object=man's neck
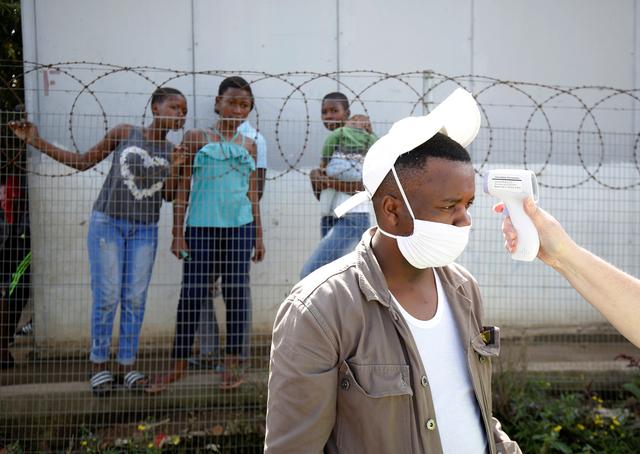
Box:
[371,229,438,320]
[371,229,434,286]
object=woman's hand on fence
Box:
[9,120,39,145]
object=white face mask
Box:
[378,167,471,269]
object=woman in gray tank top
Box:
[9,87,188,396]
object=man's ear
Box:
[150,102,159,116]
[379,194,402,227]
[377,189,415,236]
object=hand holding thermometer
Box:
[483,169,540,261]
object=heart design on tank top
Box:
[119,146,170,200]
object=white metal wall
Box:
[18,0,640,349]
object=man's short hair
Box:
[396,132,470,171]
[374,132,471,200]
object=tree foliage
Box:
[0,0,22,111]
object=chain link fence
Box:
[0,64,639,451]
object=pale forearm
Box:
[501,199,640,347]
[553,243,640,346]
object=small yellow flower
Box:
[576,423,585,431]
[612,417,621,427]
[148,443,154,448]
[81,440,88,446]
[138,424,147,431]
[594,414,603,426]
[171,435,181,445]
[553,425,562,433]
[609,424,615,430]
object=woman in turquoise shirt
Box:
[149,77,264,392]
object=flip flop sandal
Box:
[15,321,33,336]
[11,321,33,346]
[90,370,114,397]
[122,370,148,391]
[144,372,180,394]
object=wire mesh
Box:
[0,64,639,451]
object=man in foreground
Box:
[265,89,521,453]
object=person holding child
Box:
[301,93,376,278]
[9,87,188,395]
[147,76,264,392]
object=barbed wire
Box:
[0,61,638,189]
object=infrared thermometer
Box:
[483,169,540,261]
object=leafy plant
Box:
[0,0,22,111]
[493,373,640,453]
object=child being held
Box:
[319,114,377,215]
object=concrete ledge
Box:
[2,334,638,447]
[1,371,267,419]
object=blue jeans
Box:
[300,212,370,279]
[321,215,338,238]
[87,210,158,365]
[197,220,257,361]
[197,285,253,361]
[172,224,254,359]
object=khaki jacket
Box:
[265,229,521,454]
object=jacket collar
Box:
[355,227,470,306]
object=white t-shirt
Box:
[393,272,487,453]
[238,121,267,169]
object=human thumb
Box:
[523,197,537,216]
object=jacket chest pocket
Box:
[335,361,413,454]
[470,326,501,411]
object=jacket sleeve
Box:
[492,417,522,454]
[264,296,339,454]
